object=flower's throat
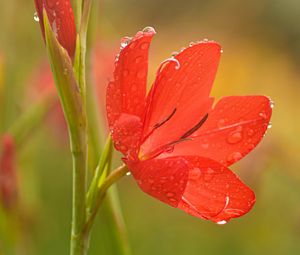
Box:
[140,112,209,160]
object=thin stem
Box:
[84,164,129,235]
[70,130,88,255]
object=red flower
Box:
[106,27,272,223]
[0,135,18,210]
[34,0,76,58]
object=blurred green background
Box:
[1,0,300,254]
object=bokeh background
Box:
[1,0,300,254]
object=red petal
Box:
[127,156,255,223]
[34,0,76,58]
[107,29,155,156]
[178,156,255,223]
[111,114,143,159]
[166,96,272,166]
[126,157,189,207]
[140,42,221,158]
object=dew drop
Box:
[217,119,226,128]
[227,152,242,163]
[137,70,146,79]
[189,168,202,180]
[135,56,143,64]
[220,49,224,53]
[142,26,156,33]
[120,37,132,49]
[216,220,227,225]
[270,100,275,108]
[247,129,254,137]
[166,192,175,198]
[227,131,242,144]
[259,112,267,119]
[148,178,154,184]
[267,122,272,129]
[126,172,131,176]
[33,12,40,22]
[201,141,209,149]
[207,168,214,174]
[140,42,149,50]
[122,69,129,77]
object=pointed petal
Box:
[34,0,76,58]
[141,42,221,158]
[106,29,155,129]
[167,96,272,166]
[177,156,255,223]
[106,29,155,157]
[127,156,255,223]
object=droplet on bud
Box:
[216,220,227,225]
[33,12,40,22]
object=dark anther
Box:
[153,108,177,129]
[180,113,209,139]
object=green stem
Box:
[84,164,129,235]
[70,130,88,255]
[69,1,94,254]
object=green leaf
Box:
[86,136,113,214]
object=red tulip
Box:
[106,27,273,223]
[34,0,77,58]
[0,135,18,210]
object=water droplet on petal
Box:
[201,141,209,149]
[126,172,131,176]
[270,100,275,108]
[227,131,242,144]
[227,152,242,163]
[247,129,254,136]
[189,168,202,180]
[267,122,272,129]
[259,112,267,119]
[122,69,129,77]
[220,49,224,53]
[166,192,175,198]
[207,168,214,174]
[217,220,227,225]
[142,26,156,33]
[135,56,143,63]
[140,42,149,50]
[137,69,146,79]
[33,12,40,22]
[217,119,226,128]
[120,37,132,49]
[147,178,154,184]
